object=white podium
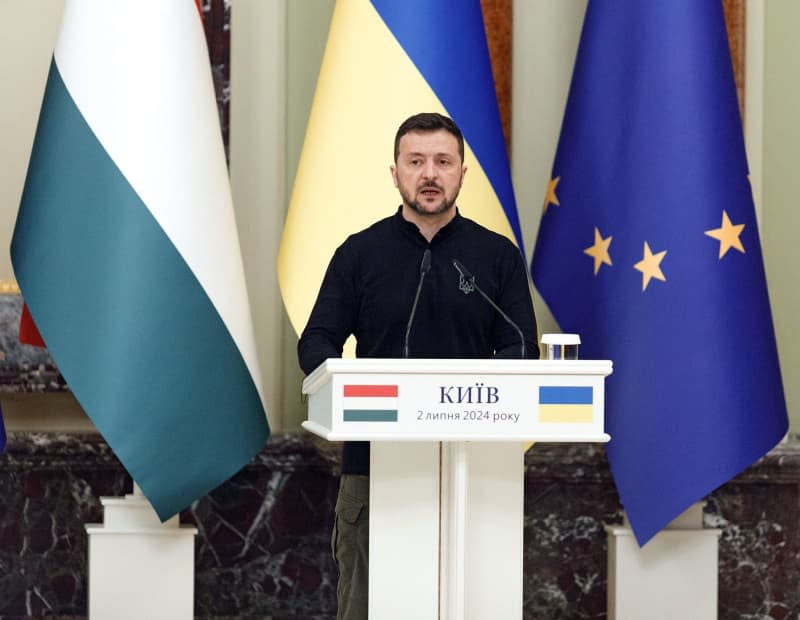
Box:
[302,358,612,620]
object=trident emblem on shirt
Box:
[458,273,475,295]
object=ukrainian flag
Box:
[278,0,523,337]
[538,386,593,424]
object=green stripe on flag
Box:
[343,409,398,422]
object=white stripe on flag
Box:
[53,1,264,407]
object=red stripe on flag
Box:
[343,385,398,398]
[19,303,46,348]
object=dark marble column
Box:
[0,431,798,619]
[523,443,622,618]
[0,434,126,617]
[0,432,340,620]
[524,439,800,619]
[198,0,230,160]
[711,440,800,619]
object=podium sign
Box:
[302,358,612,620]
[302,358,611,442]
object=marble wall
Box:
[0,430,797,619]
[199,0,231,161]
[0,295,62,394]
[0,432,338,620]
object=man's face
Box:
[391,129,466,217]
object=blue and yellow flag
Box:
[279,0,522,336]
[11,2,268,519]
[532,2,788,545]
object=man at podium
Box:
[298,112,538,619]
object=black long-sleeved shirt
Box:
[298,207,539,474]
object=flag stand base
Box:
[85,483,197,619]
[605,502,721,619]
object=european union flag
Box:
[531,1,788,545]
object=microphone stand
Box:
[452,259,526,359]
[403,249,432,358]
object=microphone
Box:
[451,258,526,359]
[403,249,432,358]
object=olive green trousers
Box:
[332,474,370,620]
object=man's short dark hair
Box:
[394,112,464,163]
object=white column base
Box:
[85,486,198,620]
[606,502,721,620]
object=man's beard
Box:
[400,180,461,216]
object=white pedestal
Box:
[85,488,198,620]
[605,503,721,620]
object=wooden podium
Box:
[302,358,612,620]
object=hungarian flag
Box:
[10,1,269,519]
